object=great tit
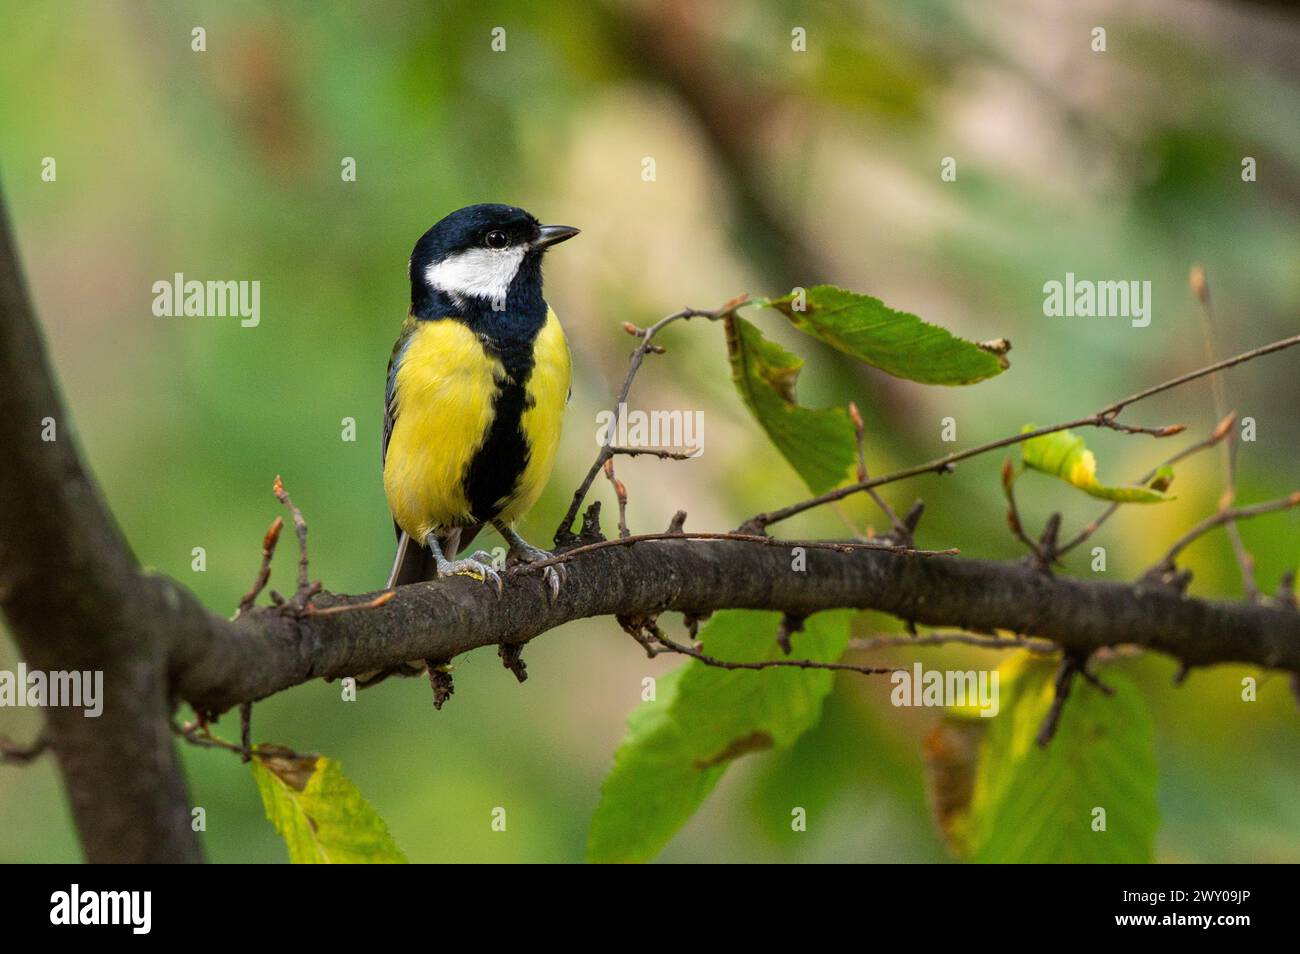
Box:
[381,204,577,605]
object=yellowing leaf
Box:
[251,746,407,864]
[964,654,1158,863]
[1020,427,1174,503]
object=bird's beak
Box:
[534,225,580,249]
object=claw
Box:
[492,523,568,601]
[436,552,503,595]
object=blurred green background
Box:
[2,0,1298,862]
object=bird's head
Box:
[409,203,578,315]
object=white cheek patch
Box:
[425,246,527,307]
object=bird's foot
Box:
[507,540,567,601]
[435,550,503,594]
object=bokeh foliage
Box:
[1,0,1298,862]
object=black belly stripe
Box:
[464,378,533,521]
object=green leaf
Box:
[966,654,1159,863]
[1020,427,1174,503]
[587,609,852,863]
[251,746,407,864]
[765,285,1008,385]
[724,314,857,493]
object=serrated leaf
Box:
[965,654,1158,863]
[587,609,852,863]
[765,285,1008,385]
[1020,427,1174,503]
[724,314,857,493]
[251,745,407,864]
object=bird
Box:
[366,204,577,684]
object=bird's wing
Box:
[382,314,418,471]
[383,315,419,540]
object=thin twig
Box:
[603,458,631,539]
[1192,266,1260,601]
[303,590,396,617]
[1036,656,1080,748]
[1001,457,1047,566]
[744,331,1300,532]
[848,401,911,543]
[555,296,747,545]
[237,516,284,615]
[273,475,311,602]
[1098,332,1300,418]
[609,446,698,460]
[1145,492,1300,578]
[849,632,1058,654]
[652,627,897,677]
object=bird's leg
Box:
[493,521,566,600]
[428,532,502,594]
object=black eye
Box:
[484,230,509,249]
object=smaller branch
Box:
[237,516,284,616]
[0,731,49,766]
[1001,458,1047,567]
[1036,651,1116,748]
[1145,492,1300,579]
[609,446,698,460]
[302,590,395,617]
[1192,266,1259,602]
[1098,332,1300,419]
[273,475,312,606]
[651,626,897,677]
[745,331,1300,533]
[1099,420,1185,438]
[850,632,1057,654]
[602,458,631,539]
[1036,655,1080,748]
[848,401,911,544]
[173,716,311,764]
[556,296,746,546]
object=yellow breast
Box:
[501,308,571,524]
[383,309,570,542]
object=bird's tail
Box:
[356,524,481,689]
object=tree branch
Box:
[0,188,203,862]
[169,534,1300,717]
[5,181,1300,865]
